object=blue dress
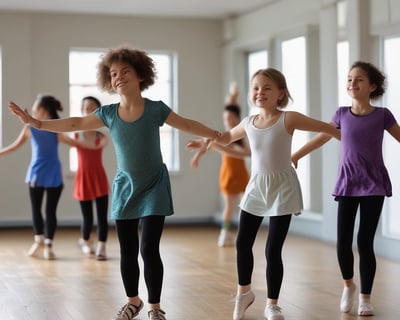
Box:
[25,127,63,187]
[95,98,174,220]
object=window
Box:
[68,49,177,171]
[382,36,400,239]
[247,50,268,115]
[247,50,268,81]
[337,41,350,106]
[281,36,310,210]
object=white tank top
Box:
[241,112,292,175]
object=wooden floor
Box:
[0,225,399,320]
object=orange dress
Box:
[219,154,249,195]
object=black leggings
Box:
[236,210,291,299]
[115,216,165,304]
[29,184,63,239]
[336,196,384,294]
[79,194,109,242]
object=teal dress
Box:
[95,99,174,220]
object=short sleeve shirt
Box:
[95,98,174,219]
[331,106,396,197]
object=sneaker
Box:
[233,290,255,320]
[78,238,94,256]
[112,301,143,320]
[264,304,284,320]
[340,284,356,313]
[96,241,107,261]
[218,229,235,247]
[148,309,166,320]
[43,244,56,260]
[358,302,374,316]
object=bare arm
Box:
[387,123,400,143]
[214,123,247,145]
[188,139,208,168]
[69,131,109,150]
[286,111,340,140]
[187,137,250,168]
[286,111,339,168]
[9,102,104,132]
[291,133,332,168]
[165,111,221,139]
[210,140,251,159]
[58,133,79,147]
[0,126,30,156]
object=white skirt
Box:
[239,167,303,217]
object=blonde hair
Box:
[251,68,292,108]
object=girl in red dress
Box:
[74,96,110,260]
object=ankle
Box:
[34,234,44,243]
[359,294,371,304]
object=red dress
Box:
[73,132,109,201]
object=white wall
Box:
[0,12,223,225]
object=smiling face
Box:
[347,67,377,100]
[110,61,142,95]
[250,74,284,109]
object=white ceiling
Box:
[0,0,280,19]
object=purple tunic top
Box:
[331,107,396,198]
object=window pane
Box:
[248,50,268,81]
[247,50,268,115]
[382,37,400,239]
[281,36,310,210]
[68,50,177,171]
[337,41,350,106]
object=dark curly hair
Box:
[350,61,386,99]
[97,45,156,93]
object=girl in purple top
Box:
[292,61,400,316]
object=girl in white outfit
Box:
[212,68,340,320]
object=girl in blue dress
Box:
[0,95,78,260]
[9,45,221,320]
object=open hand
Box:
[9,102,39,127]
[186,138,205,151]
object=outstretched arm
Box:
[211,140,251,159]
[165,111,221,139]
[286,111,339,168]
[291,133,332,168]
[0,126,30,156]
[9,101,104,132]
[214,123,247,146]
[286,111,340,140]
